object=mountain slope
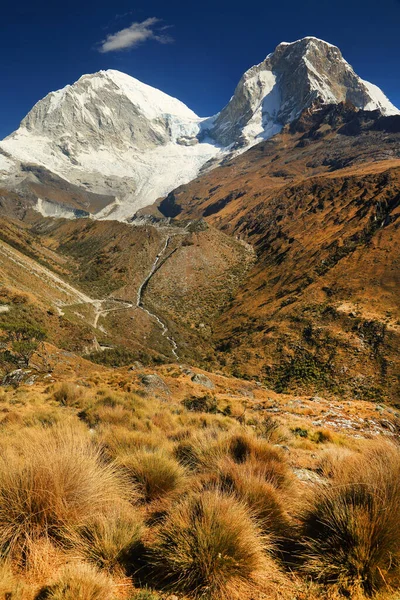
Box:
[0,38,398,221]
[0,214,252,364]
[155,104,400,402]
[1,102,400,401]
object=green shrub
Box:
[131,590,160,600]
[1,322,46,367]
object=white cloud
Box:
[99,17,173,53]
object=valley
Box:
[152,104,400,402]
[0,214,253,364]
[135,235,179,359]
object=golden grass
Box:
[152,489,271,599]
[0,560,26,598]
[0,376,397,600]
[117,449,187,503]
[53,382,84,407]
[38,562,115,600]
[97,427,166,459]
[225,432,294,490]
[23,537,68,589]
[174,428,227,470]
[210,457,293,537]
[300,442,400,595]
[316,446,356,478]
[0,425,131,561]
[74,506,143,572]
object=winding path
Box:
[92,299,134,329]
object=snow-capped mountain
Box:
[0,70,219,220]
[0,37,398,220]
[208,37,399,147]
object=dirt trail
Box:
[92,299,134,328]
[0,240,129,329]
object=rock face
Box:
[0,38,398,220]
[2,369,32,387]
[141,374,170,395]
[208,37,399,148]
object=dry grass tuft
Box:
[118,449,186,503]
[38,562,115,600]
[0,425,130,560]
[53,382,84,407]
[226,432,294,490]
[98,427,165,459]
[211,458,292,537]
[24,537,68,587]
[152,489,270,599]
[75,506,143,571]
[174,430,294,494]
[316,446,355,479]
[300,442,400,595]
[227,431,282,463]
[174,429,226,470]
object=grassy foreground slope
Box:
[0,342,398,599]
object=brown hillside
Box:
[155,105,400,402]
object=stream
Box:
[136,236,179,360]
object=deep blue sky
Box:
[0,0,399,139]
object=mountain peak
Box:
[276,36,339,50]
[208,36,399,147]
[1,66,219,220]
[21,68,199,130]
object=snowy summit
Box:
[0,37,398,220]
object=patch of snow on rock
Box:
[362,80,400,116]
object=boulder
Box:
[191,373,214,389]
[2,369,31,387]
[141,374,170,394]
